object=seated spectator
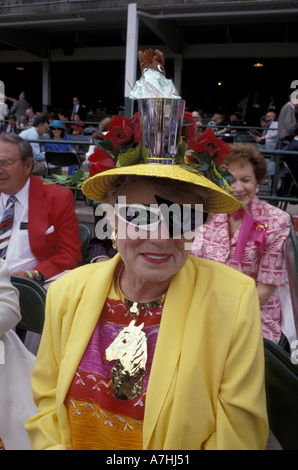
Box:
[44,120,75,152]
[58,110,72,135]
[0,133,82,286]
[19,115,49,177]
[26,155,268,450]
[207,113,223,133]
[191,111,202,133]
[192,142,291,345]
[0,114,18,133]
[25,107,35,126]
[0,258,37,450]
[221,112,242,142]
[252,111,279,149]
[71,113,84,135]
[19,114,30,129]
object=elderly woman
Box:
[26,134,268,450]
[192,142,291,345]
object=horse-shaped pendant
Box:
[105,320,147,401]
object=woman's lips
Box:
[141,253,171,264]
[234,193,248,200]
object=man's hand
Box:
[11,270,31,278]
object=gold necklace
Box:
[106,264,167,401]
[116,266,167,317]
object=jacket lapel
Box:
[143,258,196,448]
[56,256,120,410]
[28,176,49,258]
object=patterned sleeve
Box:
[256,211,291,287]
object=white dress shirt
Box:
[19,127,45,161]
[0,179,39,272]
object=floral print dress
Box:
[192,196,291,344]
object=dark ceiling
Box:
[0,1,297,113]
[0,1,297,57]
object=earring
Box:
[111,230,117,249]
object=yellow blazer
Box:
[26,254,268,450]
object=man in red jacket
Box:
[0,132,82,284]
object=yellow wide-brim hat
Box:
[82,163,239,214]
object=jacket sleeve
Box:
[25,281,72,450]
[34,188,82,279]
[0,259,21,337]
[204,280,268,449]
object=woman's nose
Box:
[232,180,243,192]
[151,219,171,242]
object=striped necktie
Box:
[0,195,17,259]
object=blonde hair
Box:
[211,113,222,122]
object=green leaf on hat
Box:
[118,145,144,167]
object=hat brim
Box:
[82,164,239,213]
[49,123,66,130]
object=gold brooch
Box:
[255,223,268,232]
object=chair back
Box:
[79,224,91,263]
[11,275,46,338]
[45,151,80,169]
[264,338,298,450]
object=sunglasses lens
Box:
[155,195,202,236]
[116,205,160,230]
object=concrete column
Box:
[124,3,139,117]
[42,60,51,112]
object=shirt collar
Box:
[2,177,30,207]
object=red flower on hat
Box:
[182,111,197,140]
[196,127,231,164]
[131,112,141,144]
[104,116,135,153]
[88,147,115,177]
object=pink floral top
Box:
[192,196,291,344]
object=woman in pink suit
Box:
[192,143,291,344]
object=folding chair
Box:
[45,151,81,177]
[79,224,92,264]
[11,275,46,342]
[264,338,298,450]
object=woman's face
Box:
[52,127,62,139]
[228,160,259,206]
[115,182,193,292]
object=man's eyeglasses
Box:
[115,195,204,237]
[0,158,21,168]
